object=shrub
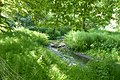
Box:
[45,28,61,40]
[65,30,120,52]
[79,49,120,80]
[0,28,81,80]
[1,28,120,80]
[80,58,116,80]
[65,30,96,51]
[32,26,71,40]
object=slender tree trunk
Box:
[0,0,4,23]
[82,17,87,31]
[0,0,4,32]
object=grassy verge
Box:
[64,30,120,80]
[1,28,120,80]
[0,27,82,80]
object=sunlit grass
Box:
[64,30,120,80]
[0,27,81,80]
[0,28,50,79]
[1,28,120,80]
[49,64,67,80]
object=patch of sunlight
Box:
[22,8,28,14]
[72,31,76,42]
[0,39,4,43]
[14,27,48,39]
[104,18,117,32]
[0,26,8,32]
[97,2,104,7]
[4,37,19,43]
[96,13,102,17]
[118,56,120,62]
[5,37,10,40]
[37,55,43,64]
[13,38,19,42]
[33,31,40,36]
[1,0,4,3]
[116,56,120,65]
[1,12,9,18]
[14,27,28,32]
[36,55,46,69]
[30,51,37,59]
[49,64,67,80]
[14,27,24,31]
[32,31,48,39]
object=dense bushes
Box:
[83,48,120,80]
[80,57,118,80]
[30,26,71,40]
[64,30,120,80]
[1,28,120,80]
[65,30,120,52]
[0,28,49,79]
[0,28,80,80]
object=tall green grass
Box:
[64,30,120,80]
[1,28,120,80]
[0,27,49,79]
[0,27,81,80]
[65,30,120,52]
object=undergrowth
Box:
[0,27,80,80]
[65,30,120,51]
[65,30,120,80]
[0,28,120,80]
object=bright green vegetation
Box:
[30,26,71,39]
[65,30,120,51]
[0,28,81,80]
[0,0,120,80]
[0,28,120,80]
[65,30,120,80]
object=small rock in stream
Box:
[49,43,58,48]
[58,42,65,48]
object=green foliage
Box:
[80,48,120,80]
[1,0,120,79]
[45,28,61,40]
[20,0,119,31]
[80,58,116,80]
[0,28,81,80]
[78,48,119,80]
[0,27,120,80]
[65,30,120,80]
[1,0,120,32]
[15,14,35,27]
[65,30,120,51]
[0,0,34,32]
[0,28,48,79]
[31,26,71,40]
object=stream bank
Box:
[47,40,92,66]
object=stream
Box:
[47,41,86,66]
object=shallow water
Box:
[47,45,85,66]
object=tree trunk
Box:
[82,17,87,31]
[0,0,4,23]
